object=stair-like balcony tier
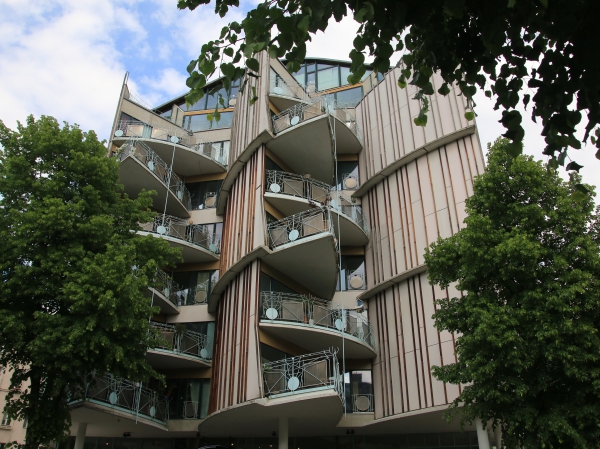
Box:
[265,170,369,243]
[260,292,376,358]
[114,120,228,176]
[69,374,168,426]
[269,73,311,111]
[267,98,363,185]
[115,140,192,218]
[139,214,220,263]
[262,349,343,400]
[265,208,338,299]
[148,322,211,369]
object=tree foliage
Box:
[0,116,180,448]
[424,138,600,448]
[178,0,600,194]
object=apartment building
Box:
[0,52,494,449]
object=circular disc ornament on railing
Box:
[148,161,155,171]
[349,275,364,289]
[288,229,299,241]
[163,287,170,297]
[157,225,167,235]
[209,243,218,253]
[355,395,371,412]
[290,116,300,126]
[177,190,183,200]
[149,405,156,417]
[170,136,179,144]
[273,86,283,95]
[327,105,335,114]
[114,129,124,137]
[335,318,345,331]
[287,376,300,391]
[344,177,358,189]
[200,348,209,359]
[109,392,118,405]
[270,183,281,193]
[266,308,279,320]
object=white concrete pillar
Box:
[494,426,502,449]
[475,418,490,449]
[74,423,87,449]
[278,417,289,449]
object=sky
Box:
[0,0,598,192]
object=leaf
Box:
[596,149,600,160]
[465,111,475,121]
[221,63,235,79]
[414,109,428,127]
[186,59,197,75]
[485,90,492,98]
[199,58,215,76]
[224,47,234,57]
[298,15,310,33]
[246,57,260,72]
[438,83,451,96]
[398,77,407,89]
[444,0,465,18]
[566,161,583,172]
[207,113,214,122]
[505,142,523,158]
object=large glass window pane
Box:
[335,86,364,107]
[335,160,359,191]
[306,63,316,91]
[213,111,233,129]
[344,370,373,413]
[187,180,222,210]
[292,64,306,87]
[260,272,296,294]
[172,270,219,305]
[186,114,211,132]
[317,64,340,91]
[340,66,351,86]
[260,343,289,364]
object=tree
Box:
[424,138,600,448]
[0,116,180,448]
[177,0,599,195]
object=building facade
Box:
[0,53,493,449]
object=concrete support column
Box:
[494,426,502,449]
[475,418,490,449]
[74,423,87,449]
[278,417,289,449]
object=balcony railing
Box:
[115,120,228,167]
[350,393,374,413]
[115,141,192,210]
[262,349,343,399]
[151,270,181,308]
[69,374,168,424]
[261,292,375,349]
[271,97,362,144]
[269,74,310,102]
[266,171,369,237]
[267,207,335,249]
[149,322,211,361]
[140,214,221,255]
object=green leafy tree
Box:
[0,116,180,448]
[424,138,600,448]
[178,0,599,194]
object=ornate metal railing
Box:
[262,349,343,400]
[149,322,211,361]
[150,270,181,308]
[265,171,368,237]
[69,374,168,424]
[267,207,335,249]
[114,120,228,167]
[271,97,362,144]
[115,140,192,210]
[260,292,375,349]
[140,214,221,255]
[269,73,310,102]
[351,393,374,413]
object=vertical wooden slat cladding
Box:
[228,52,271,165]
[220,146,266,273]
[209,261,262,414]
[356,69,485,419]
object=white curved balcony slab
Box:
[118,155,190,218]
[267,114,335,184]
[146,349,211,369]
[70,402,169,435]
[140,231,220,263]
[265,192,369,246]
[145,287,179,315]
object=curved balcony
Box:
[198,350,343,437]
[264,208,338,299]
[114,120,227,176]
[147,322,211,369]
[260,292,376,359]
[69,374,168,429]
[145,270,181,315]
[115,141,192,218]
[269,73,310,111]
[139,214,220,263]
[264,170,369,245]
[267,98,362,184]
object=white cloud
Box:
[140,68,189,105]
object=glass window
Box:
[337,255,366,291]
[292,65,306,87]
[166,378,211,419]
[344,370,373,414]
[265,156,283,173]
[159,109,172,120]
[172,270,219,305]
[335,86,364,107]
[260,272,296,294]
[1,412,10,426]
[340,66,351,86]
[187,180,222,210]
[183,112,234,132]
[260,343,289,364]
[335,160,359,191]
[317,64,339,91]
[306,63,316,90]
